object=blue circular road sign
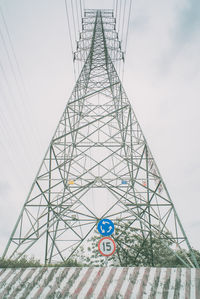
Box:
[97,219,114,236]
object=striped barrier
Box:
[0,267,200,298]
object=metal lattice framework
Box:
[3,10,198,267]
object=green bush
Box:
[0,256,41,268]
[0,256,82,268]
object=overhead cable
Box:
[75,0,80,36]
[0,5,42,150]
[117,0,122,35]
[113,0,116,15]
[71,0,81,78]
[0,26,23,98]
[79,0,83,19]
[0,61,38,173]
[71,0,78,42]
[0,6,28,98]
[75,0,82,75]
[64,0,75,56]
[120,0,127,44]
[64,0,77,80]
[124,0,132,55]
[115,0,118,26]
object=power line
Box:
[124,0,132,55]
[0,5,43,150]
[120,0,133,82]
[0,6,27,96]
[71,0,78,42]
[79,0,84,71]
[113,0,115,15]
[0,63,38,174]
[119,0,127,82]
[0,60,14,97]
[64,0,77,81]
[117,0,122,34]
[75,0,81,34]
[75,0,82,76]
[112,0,133,80]
[79,0,83,19]
[0,26,23,97]
[64,0,74,54]
[120,0,127,44]
[115,0,118,23]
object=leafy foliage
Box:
[169,248,200,268]
[76,221,200,267]
[0,256,82,268]
[0,256,41,268]
[1,222,199,268]
[113,222,173,267]
[48,259,83,267]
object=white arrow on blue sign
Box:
[97,219,114,236]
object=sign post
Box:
[97,219,116,259]
[98,237,116,257]
[97,219,114,236]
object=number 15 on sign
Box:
[98,237,116,257]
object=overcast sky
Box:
[0,0,200,257]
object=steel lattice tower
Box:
[3,9,198,267]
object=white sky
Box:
[0,0,200,256]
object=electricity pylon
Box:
[3,9,198,267]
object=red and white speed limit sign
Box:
[98,237,116,256]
